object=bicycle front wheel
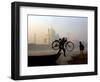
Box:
[52,40,59,50]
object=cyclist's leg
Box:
[63,48,66,57]
[57,49,61,54]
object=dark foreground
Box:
[28,53,87,67]
[28,54,59,66]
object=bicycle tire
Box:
[65,41,74,51]
[52,40,59,50]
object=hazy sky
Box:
[28,15,88,44]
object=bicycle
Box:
[52,39,74,52]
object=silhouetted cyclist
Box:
[57,37,67,57]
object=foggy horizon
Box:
[28,15,88,44]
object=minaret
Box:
[48,24,56,45]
